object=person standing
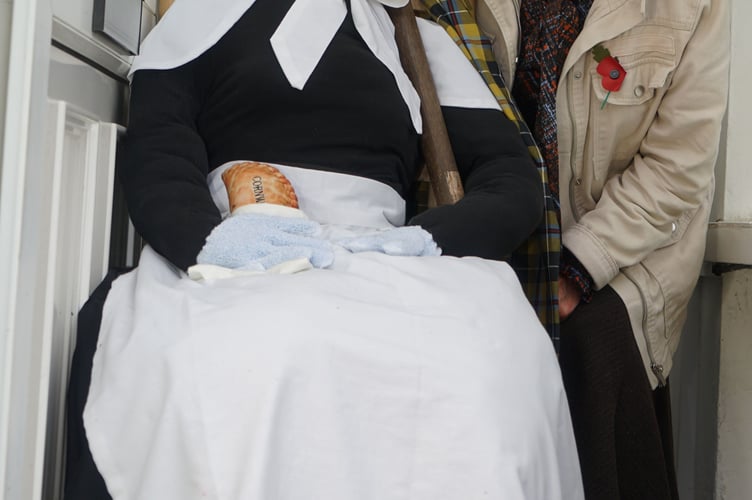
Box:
[424,0,729,497]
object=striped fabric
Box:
[418,0,561,347]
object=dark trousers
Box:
[559,285,680,500]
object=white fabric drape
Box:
[85,167,585,500]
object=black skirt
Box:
[559,285,679,500]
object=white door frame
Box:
[0,0,54,498]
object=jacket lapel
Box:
[561,0,646,78]
[480,0,645,84]
[477,0,520,82]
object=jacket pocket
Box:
[625,189,712,383]
[622,262,668,384]
[590,47,676,180]
[592,59,673,105]
[655,205,698,250]
[594,35,675,97]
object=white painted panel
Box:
[713,1,752,498]
[0,0,54,498]
[37,101,120,500]
[44,105,94,500]
[2,99,66,500]
[141,2,158,41]
[38,100,68,500]
[52,0,94,37]
[52,0,157,57]
[671,277,722,500]
[0,0,12,161]
[716,270,752,500]
[706,222,752,266]
[48,45,125,125]
[90,123,118,289]
[93,0,143,54]
[144,0,158,16]
[52,0,126,56]
[724,1,752,221]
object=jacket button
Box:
[671,222,678,233]
[575,178,582,186]
[634,85,645,97]
[574,71,582,80]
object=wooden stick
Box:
[388,6,464,206]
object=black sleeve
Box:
[408,106,543,260]
[117,62,221,271]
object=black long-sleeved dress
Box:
[118,0,542,271]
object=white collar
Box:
[130,0,421,133]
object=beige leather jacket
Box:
[477,0,729,387]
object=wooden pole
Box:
[388,6,464,206]
[157,0,174,20]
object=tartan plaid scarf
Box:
[418,0,561,347]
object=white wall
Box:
[672,274,723,500]
[0,0,12,166]
[0,0,54,498]
[724,2,752,222]
[713,0,752,498]
[716,270,752,499]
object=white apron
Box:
[84,164,584,500]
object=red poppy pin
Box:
[592,44,627,109]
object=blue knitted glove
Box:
[196,213,334,271]
[335,226,441,257]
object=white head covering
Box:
[130,0,422,132]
